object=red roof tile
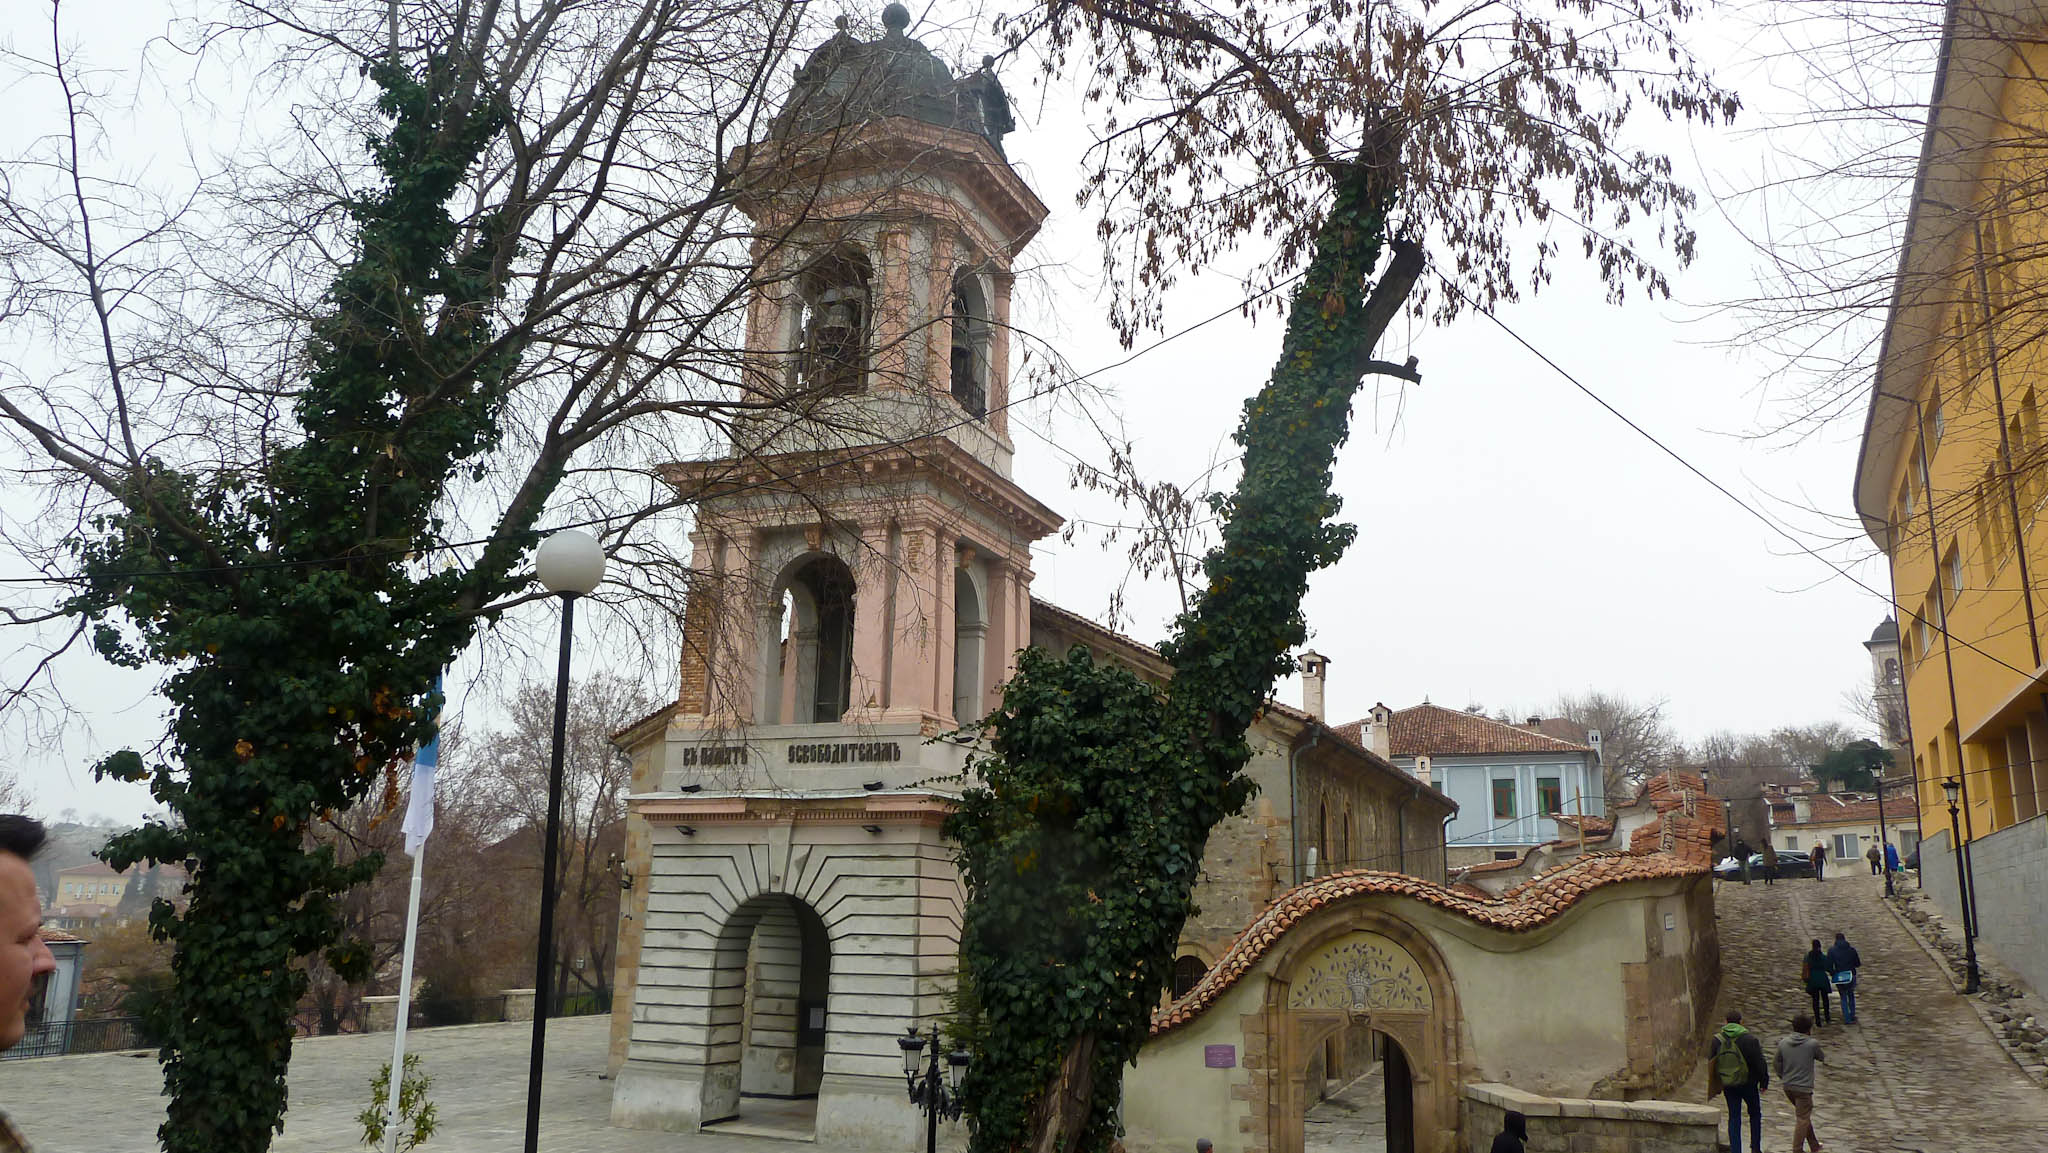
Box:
[1334,703,1594,757]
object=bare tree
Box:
[1551,691,1682,804]
[444,673,651,1006]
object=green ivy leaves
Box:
[949,162,1396,1153]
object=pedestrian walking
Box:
[2,814,59,1152]
[1802,939,1835,1025]
[1866,843,1882,875]
[1708,1010,1769,1153]
[1884,840,1901,877]
[1775,1013,1827,1152]
[1760,841,1779,886]
[1826,932,1862,1024]
[1490,1110,1529,1153]
[1196,1140,1213,1153]
[1810,842,1826,881]
[1735,837,1753,885]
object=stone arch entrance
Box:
[1262,915,1462,1153]
[701,893,832,1134]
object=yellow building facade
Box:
[1856,2,2048,850]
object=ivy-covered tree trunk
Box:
[81,57,542,1153]
[947,157,1407,1153]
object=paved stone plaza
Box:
[2,1016,802,1153]
[1705,870,2048,1153]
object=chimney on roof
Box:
[1298,650,1329,721]
[1415,754,1433,787]
[1526,715,1542,727]
[1365,702,1393,760]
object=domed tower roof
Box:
[774,4,1015,154]
[1866,616,1899,646]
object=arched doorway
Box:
[701,894,832,1137]
[1303,1028,1415,1153]
[1265,922,1462,1153]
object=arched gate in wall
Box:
[1254,911,1464,1153]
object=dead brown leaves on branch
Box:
[1006,0,1741,343]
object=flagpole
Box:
[386,673,442,1153]
[384,842,426,1153]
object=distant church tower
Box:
[1864,616,1906,747]
[606,8,1057,1145]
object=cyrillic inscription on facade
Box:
[786,741,903,764]
[679,745,748,766]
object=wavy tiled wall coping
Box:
[1152,846,1710,1035]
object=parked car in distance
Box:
[1713,853,1816,881]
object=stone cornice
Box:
[662,436,1063,542]
[729,117,1048,256]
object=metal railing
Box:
[2,1016,149,1060]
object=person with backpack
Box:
[1775,1013,1827,1152]
[1802,939,1835,1025]
[1810,842,1826,880]
[1708,1010,1769,1153]
[1826,931,1863,1024]
[1760,840,1779,885]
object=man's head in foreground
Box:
[0,815,57,1052]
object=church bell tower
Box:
[609,9,1058,1145]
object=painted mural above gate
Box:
[1284,931,1432,1014]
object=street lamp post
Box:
[898,1025,969,1153]
[1941,777,1982,995]
[525,529,606,1153]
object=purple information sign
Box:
[1203,1044,1236,1069]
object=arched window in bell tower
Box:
[766,556,858,724]
[796,248,872,394]
[949,271,989,418]
[952,562,987,722]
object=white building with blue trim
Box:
[1338,703,1604,869]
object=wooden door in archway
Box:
[1382,1035,1414,1153]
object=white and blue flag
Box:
[401,676,442,854]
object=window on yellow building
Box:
[1977,475,1999,578]
[1943,542,1963,608]
[1954,304,1981,412]
[2023,389,2043,504]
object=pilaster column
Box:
[989,270,1015,438]
[872,228,913,391]
[884,520,939,718]
[850,520,895,718]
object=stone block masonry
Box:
[1918,817,2048,997]
[1460,1084,1719,1153]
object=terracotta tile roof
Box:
[1153,775,1720,1036]
[56,860,122,878]
[1779,792,1920,827]
[37,926,85,944]
[609,700,678,746]
[1551,813,1614,838]
[1333,703,1594,757]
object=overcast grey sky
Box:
[1,1,1910,822]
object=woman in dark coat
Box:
[1491,1110,1529,1153]
[1801,938,1835,1025]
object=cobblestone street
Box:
[1707,869,2048,1152]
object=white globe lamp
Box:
[535,528,605,596]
